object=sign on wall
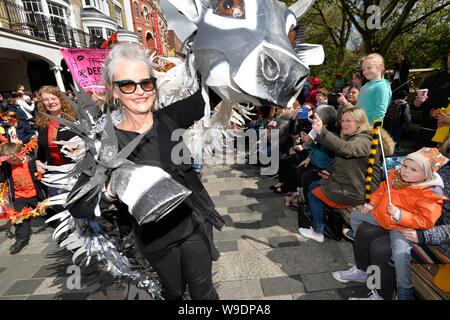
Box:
[60,48,110,91]
[151,12,163,56]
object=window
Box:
[83,0,107,13]
[23,0,42,12]
[84,0,99,8]
[48,2,66,17]
[106,28,115,38]
[88,27,104,48]
[143,6,150,22]
[22,0,49,39]
[115,6,123,28]
[133,1,139,18]
[48,1,69,45]
[137,29,143,44]
[88,27,103,38]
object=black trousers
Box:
[418,128,437,148]
[297,164,321,204]
[13,197,38,240]
[279,152,307,192]
[144,228,218,300]
[354,223,396,300]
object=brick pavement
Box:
[0,163,368,300]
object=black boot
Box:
[9,238,29,255]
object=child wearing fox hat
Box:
[333,147,449,300]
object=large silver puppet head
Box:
[168,0,324,107]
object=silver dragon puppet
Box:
[168,0,324,108]
[44,0,324,299]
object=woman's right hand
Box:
[311,114,324,134]
[337,93,347,105]
[36,160,46,174]
[414,95,428,108]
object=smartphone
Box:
[297,108,309,120]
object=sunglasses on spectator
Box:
[113,77,157,94]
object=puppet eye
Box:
[213,0,245,19]
[286,14,298,48]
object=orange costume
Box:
[369,169,445,230]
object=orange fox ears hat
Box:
[405,147,449,179]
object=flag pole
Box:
[378,128,392,205]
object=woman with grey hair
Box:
[294,105,337,206]
[66,43,224,300]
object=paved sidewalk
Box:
[0,163,369,300]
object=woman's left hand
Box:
[318,170,330,179]
[399,228,419,243]
[299,157,310,167]
[312,114,324,134]
[437,113,450,126]
[300,131,312,144]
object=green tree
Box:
[339,0,450,55]
[384,2,450,70]
[281,0,449,86]
[282,0,357,89]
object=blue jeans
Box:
[389,230,413,289]
[351,210,413,289]
[307,180,326,234]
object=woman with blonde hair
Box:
[298,107,394,242]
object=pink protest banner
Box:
[61,48,110,92]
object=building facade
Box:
[129,0,168,56]
[167,29,181,57]
[0,0,139,92]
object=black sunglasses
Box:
[113,77,157,94]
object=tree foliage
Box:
[280,0,449,89]
[339,0,450,55]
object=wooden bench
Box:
[335,206,449,300]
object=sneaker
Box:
[332,264,368,283]
[298,227,324,243]
[342,228,355,241]
[9,238,29,255]
[349,290,383,300]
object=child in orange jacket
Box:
[338,148,448,300]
